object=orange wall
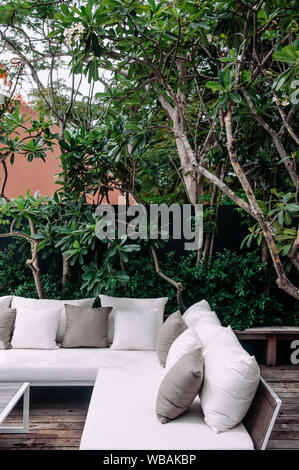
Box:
[0,104,61,199]
[0,103,135,204]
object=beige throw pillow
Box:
[156,348,204,424]
[156,311,187,367]
[0,308,16,349]
[62,305,112,348]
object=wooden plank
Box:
[28,422,84,431]
[0,438,81,449]
[235,327,299,334]
[267,440,299,449]
[261,371,299,382]
[9,408,88,416]
[0,429,83,439]
[266,336,277,366]
[270,432,299,440]
[273,423,292,431]
[4,415,86,423]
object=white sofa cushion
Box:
[11,296,95,342]
[165,327,202,370]
[111,310,160,350]
[11,306,60,349]
[0,296,13,309]
[99,295,168,344]
[194,313,223,348]
[182,299,212,327]
[200,326,260,433]
[0,349,160,383]
[80,368,254,450]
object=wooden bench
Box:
[234,326,299,367]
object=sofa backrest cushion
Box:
[182,299,212,327]
[111,309,162,350]
[194,313,223,348]
[62,305,112,348]
[156,348,204,424]
[99,295,168,344]
[11,296,95,342]
[11,305,61,349]
[165,327,202,370]
[200,326,260,433]
[156,311,187,367]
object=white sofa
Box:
[0,295,281,450]
[0,346,281,450]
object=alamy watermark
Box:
[94,201,203,251]
[290,340,299,365]
[290,80,299,105]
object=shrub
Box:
[0,244,297,329]
[112,250,298,329]
[0,244,81,300]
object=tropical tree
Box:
[0,0,106,288]
[54,0,298,300]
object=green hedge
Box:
[0,244,298,330]
[112,250,298,329]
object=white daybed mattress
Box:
[80,368,254,451]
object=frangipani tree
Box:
[54,0,298,300]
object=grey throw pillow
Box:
[156,348,204,424]
[156,310,187,367]
[0,308,16,349]
[62,305,112,348]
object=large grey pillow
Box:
[0,308,16,349]
[156,311,187,367]
[156,348,204,424]
[62,305,112,348]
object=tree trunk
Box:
[202,165,221,260]
[159,95,299,300]
[27,219,46,299]
[224,108,299,301]
[288,229,299,271]
[150,246,186,314]
[62,254,71,292]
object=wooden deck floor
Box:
[0,366,299,450]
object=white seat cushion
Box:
[80,369,254,450]
[0,349,160,383]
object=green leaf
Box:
[206,81,225,92]
[230,93,242,104]
[60,4,70,16]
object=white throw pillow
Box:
[11,306,61,349]
[111,310,160,350]
[182,299,212,327]
[11,296,95,342]
[200,326,260,433]
[99,295,168,344]
[0,296,13,309]
[194,312,223,348]
[165,327,202,370]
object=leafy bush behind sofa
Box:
[1,244,298,330]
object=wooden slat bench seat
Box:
[234,327,299,367]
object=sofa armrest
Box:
[243,377,281,450]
